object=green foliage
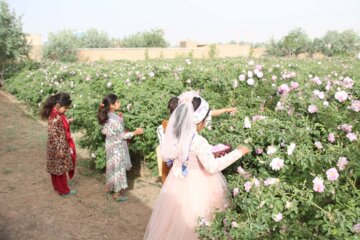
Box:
[0,0,30,81]
[321,30,360,57]
[79,28,112,48]
[283,28,309,56]
[43,30,79,62]
[121,28,169,48]
[43,28,112,62]
[266,28,309,57]
[266,28,360,58]
[4,57,360,238]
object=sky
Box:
[6,0,360,46]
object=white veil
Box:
[160,91,198,164]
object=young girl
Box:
[156,96,238,184]
[144,91,250,239]
[98,94,144,202]
[41,93,76,196]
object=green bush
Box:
[43,30,79,62]
[121,28,169,48]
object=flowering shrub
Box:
[5,57,360,238]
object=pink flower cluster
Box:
[254,65,264,78]
[277,84,291,96]
[337,124,358,141]
[282,71,296,79]
[290,81,299,90]
[342,76,353,89]
[313,90,325,99]
[264,178,279,186]
[312,76,322,85]
[338,124,352,133]
[334,91,348,102]
[252,115,266,122]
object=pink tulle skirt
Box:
[144,168,229,240]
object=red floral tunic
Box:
[46,113,74,175]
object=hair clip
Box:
[100,103,105,108]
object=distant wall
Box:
[26,34,43,61]
[76,44,256,62]
[25,34,267,62]
[28,45,43,61]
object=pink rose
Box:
[231,221,239,228]
[335,91,348,102]
[313,177,325,193]
[312,77,322,85]
[239,74,246,81]
[233,188,240,196]
[270,158,284,171]
[342,77,353,89]
[328,133,336,143]
[308,105,318,113]
[273,213,283,222]
[314,141,323,150]
[290,81,299,90]
[338,124,353,133]
[326,168,339,181]
[353,223,360,233]
[350,100,360,112]
[346,132,357,142]
[244,181,253,192]
[264,178,279,186]
[337,157,348,171]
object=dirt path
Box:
[0,90,161,240]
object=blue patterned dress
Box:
[102,112,133,192]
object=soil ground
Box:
[0,90,161,240]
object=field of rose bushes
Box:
[4,57,360,239]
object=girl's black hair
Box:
[168,96,202,114]
[98,94,118,125]
[41,92,72,119]
[168,97,179,114]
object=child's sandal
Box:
[114,195,128,202]
[62,189,77,196]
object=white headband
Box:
[193,97,209,124]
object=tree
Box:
[121,28,169,48]
[321,30,360,56]
[308,37,324,55]
[265,38,286,57]
[283,28,309,57]
[79,28,111,48]
[0,0,30,84]
[43,30,79,62]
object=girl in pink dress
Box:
[144,91,250,240]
